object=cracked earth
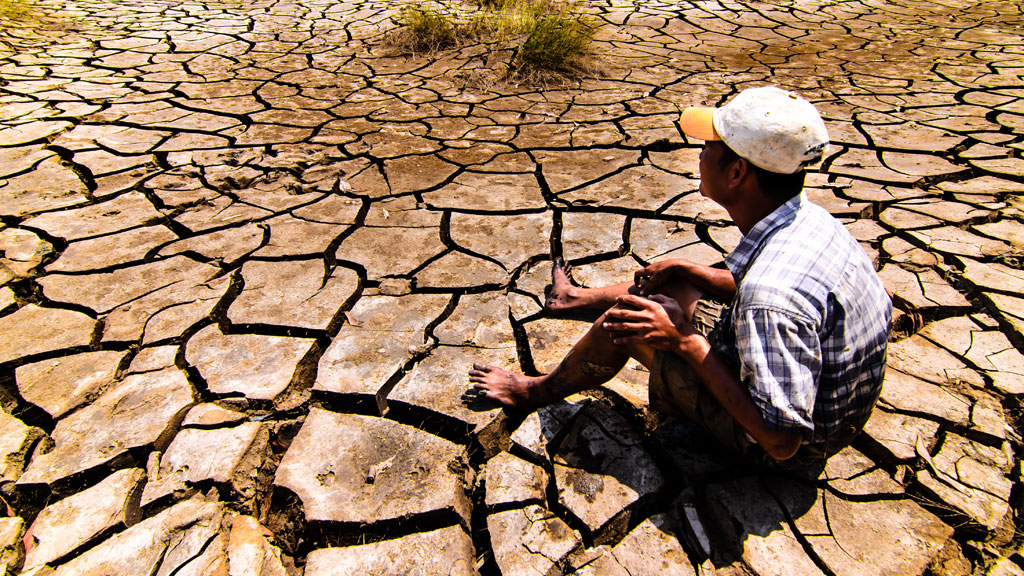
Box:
[1,0,1023,574]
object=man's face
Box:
[697,140,732,203]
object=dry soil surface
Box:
[1,0,1024,575]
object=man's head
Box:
[680,87,829,199]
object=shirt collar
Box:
[725,191,805,283]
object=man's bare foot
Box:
[544,258,633,313]
[544,258,585,312]
[890,292,924,336]
[468,363,550,410]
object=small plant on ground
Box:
[388,0,598,79]
[515,1,595,73]
[393,2,457,52]
[0,0,33,24]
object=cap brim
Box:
[679,107,721,141]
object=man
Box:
[469,86,892,472]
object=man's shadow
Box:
[534,398,822,570]
[647,415,823,572]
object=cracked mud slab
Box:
[273,408,471,525]
[46,498,226,576]
[304,525,478,576]
[23,468,145,571]
[14,350,127,418]
[571,514,694,576]
[186,325,316,406]
[488,505,582,576]
[141,421,269,506]
[0,305,95,365]
[767,478,955,576]
[706,477,826,576]
[484,451,548,507]
[228,259,359,330]
[18,367,193,488]
[0,411,44,484]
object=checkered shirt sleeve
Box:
[734,306,819,433]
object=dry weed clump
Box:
[0,0,33,24]
[393,2,458,51]
[0,0,68,31]
[517,4,594,72]
[388,0,597,77]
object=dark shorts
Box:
[648,295,753,454]
[648,294,861,478]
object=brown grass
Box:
[388,0,597,78]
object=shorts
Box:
[647,294,859,478]
[648,294,754,455]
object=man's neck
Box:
[728,193,792,236]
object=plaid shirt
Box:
[711,192,891,444]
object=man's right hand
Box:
[636,258,737,302]
[634,258,690,296]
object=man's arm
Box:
[672,321,802,460]
[636,258,736,302]
[604,294,802,460]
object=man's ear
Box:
[730,157,752,187]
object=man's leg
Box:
[470,276,704,410]
[469,307,632,410]
[619,281,704,370]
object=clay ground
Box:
[1,0,1024,574]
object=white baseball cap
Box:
[679,86,830,174]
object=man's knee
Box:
[623,340,656,371]
[649,283,703,323]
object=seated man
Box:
[469,86,892,473]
